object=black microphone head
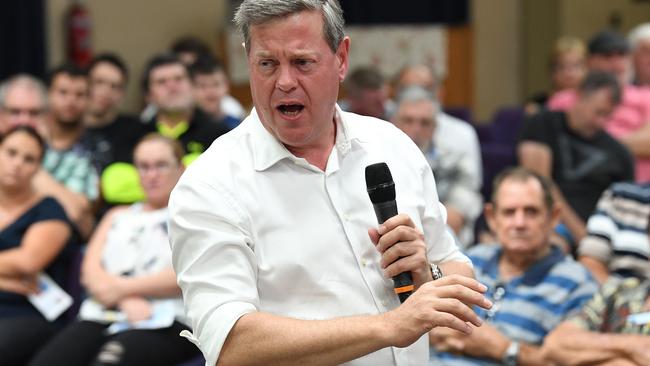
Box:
[365,162,396,204]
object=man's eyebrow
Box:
[253,50,319,58]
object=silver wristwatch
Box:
[430,262,443,280]
[502,341,519,366]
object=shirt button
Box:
[361,259,367,267]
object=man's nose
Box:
[276,65,297,92]
[513,210,526,226]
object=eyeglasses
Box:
[135,161,177,174]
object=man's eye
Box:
[259,60,276,69]
[295,59,314,69]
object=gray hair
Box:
[395,85,440,112]
[629,23,650,50]
[234,0,345,54]
[0,74,48,110]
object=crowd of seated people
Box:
[339,25,650,366]
[0,36,239,365]
[0,21,649,365]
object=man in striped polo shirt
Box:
[579,181,650,283]
[429,167,597,366]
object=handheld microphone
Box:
[365,162,413,303]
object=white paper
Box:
[627,311,650,325]
[27,273,73,321]
[79,298,128,323]
[105,300,176,335]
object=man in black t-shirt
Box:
[82,53,155,205]
[141,53,230,166]
[518,71,635,246]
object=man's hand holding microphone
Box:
[366,163,492,346]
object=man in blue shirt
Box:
[430,167,598,365]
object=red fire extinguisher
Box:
[67,0,92,68]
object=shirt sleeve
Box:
[518,111,554,146]
[34,197,69,223]
[561,267,599,319]
[169,174,259,366]
[578,188,616,263]
[444,126,483,222]
[568,278,621,331]
[420,163,472,266]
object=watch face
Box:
[504,341,519,366]
[430,263,443,280]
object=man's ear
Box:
[484,203,496,233]
[549,203,561,228]
[336,36,351,83]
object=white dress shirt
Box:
[432,112,483,248]
[169,106,470,366]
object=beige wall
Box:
[44,0,650,122]
[472,0,650,121]
[472,0,523,121]
[521,0,560,100]
[46,0,229,113]
[560,0,650,39]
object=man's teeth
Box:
[279,105,303,116]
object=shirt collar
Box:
[484,244,565,287]
[250,104,363,172]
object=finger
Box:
[427,283,493,310]
[383,251,426,279]
[376,225,423,253]
[0,279,35,295]
[430,274,489,293]
[367,227,380,245]
[431,297,484,327]
[377,213,415,235]
[380,241,425,270]
[446,337,466,352]
[430,311,473,335]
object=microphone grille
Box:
[365,162,396,203]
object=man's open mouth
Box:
[277,104,304,116]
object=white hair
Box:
[628,23,650,50]
[0,74,48,110]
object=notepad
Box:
[27,273,73,321]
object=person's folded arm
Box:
[0,220,70,276]
[543,321,650,365]
[33,169,95,238]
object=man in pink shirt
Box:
[548,30,650,182]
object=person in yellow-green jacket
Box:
[141,53,230,166]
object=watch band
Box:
[430,262,443,280]
[502,341,519,366]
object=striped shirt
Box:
[430,244,597,366]
[578,182,650,279]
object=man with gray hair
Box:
[169,1,490,365]
[0,74,48,134]
[629,22,650,87]
[393,86,482,248]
